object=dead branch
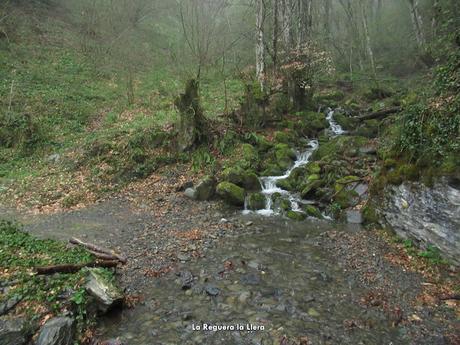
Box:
[356,107,402,121]
[35,260,119,275]
[70,237,127,264]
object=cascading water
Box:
[326,107,346,136]
[243,108,345,216]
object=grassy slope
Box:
[0,16,244,210]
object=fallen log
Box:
[356,106,402,121]
[35,260,119,275]
[70,237,127,264]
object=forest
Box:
[0,0,459,344]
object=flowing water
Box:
[243,109,344,217]
[98,217,411,345]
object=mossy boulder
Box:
[261,164,284,177]
[303,205,323,219]
[313,136,369,161]
[216,182,245,206]
[297,111,328,136]
[247,192,266,210]
[306,162,321,174]
[336,175,361,185]
[333,188,359,209]
[301,180,323,199]
[286,210,307,221]
[246,133,273,152]
[275,144,296,170]
[221,167,261,191]
[240,143,259,170]
[195,176,216,201]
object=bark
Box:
[70,237,127,264]
[360,0,376,77]
[256,0,266,90]
[324,0,331,42]
[35,260,119,275]
[281,0,293,50]
[408,0,426,48]
[273,0,280,72]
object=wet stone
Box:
[178,271,194,290]
[204,284,220,296]
[36,317,75,345]
[240,273,261,286]
[0,316,33,345]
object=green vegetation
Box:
[0,220,111,336]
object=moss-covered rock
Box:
[362,204,379,224]
[240,143,259,170]
[297,111,328,136]
[195,176,216,201]
[275,144,296,170]
[333,188,359,209]
[313,90,345,104]
[306,162,321,174]
[221,167,261,191]
[303,205,323,219]
[261,164,284,177]
[336,175,361,185]
[247,192,266,210]
[301,180,323,199]
[313,136,369,161]
[216,182,245,206]
[286,210,307,221]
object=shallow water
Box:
[98,216,407,345]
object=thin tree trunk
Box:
[324,0,331,42]
[408,0,426,48]
[360,0,376,78]
[256,0,266,91]
[281,0,293,50]
[273,0,279,72]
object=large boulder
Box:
[85,269,123,314]
[195,176,216,201]
[36,317,75,345]
[247,193,266,210]
[221,168,261,191]
[381,178,460,265]
[216,182,245,206]
[274,144,296,170]
[0,316,33,345]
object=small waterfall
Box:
[244,140,319,216]
[243,108,345,217]
[326,108,346,136]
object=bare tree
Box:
[360,0,376,77]
[256,0,266,90]
[408,0,426,48]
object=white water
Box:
[243,109,345,216]
[326,108,346,136]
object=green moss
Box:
[275,144,296,170]
[286,210,306,221]
[362,204,379,224]
[306,162,321,174]
[216,182,245,206]
[247,192,266,210]
[334,188,359,209]
[303,205,323,219]
[296,111,328,135]
[274,131,295,144]
[221,167,260,191]
[336,175,360,186]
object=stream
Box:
[243,108,342,217]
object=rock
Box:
[238,291,251,304]
[99,339,125,345]
[0,295,21,316]
[286,210,306,221]
[301,180,322,199]
[275,144,296,170]
[204,284,220,297]
[0,316,33,345]
[216,182,245,206]
[85,268,123,314]
[46,154,61,164]
[36,317,75,345]
[303,205,323,219]
[178,254,190,262]
[346,210,363,224]
[178,271,194,290]
[195,176,216,201]
[247,193,266,210]
[176,181,194,192]
[359,146,377,155]
[184,188,198,200]
[381,178,460,265]
[240,273,261,286]
[306,162,321,174]
[222,168,261,191]
[307,308,320,317]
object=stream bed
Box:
[98,216,415,345]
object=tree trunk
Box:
[360,0,376,77]
[256,0,265,91]
[281,0,293,50]
[408,0,426,48]
[273,0,280,72]
[324,0,331,42]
